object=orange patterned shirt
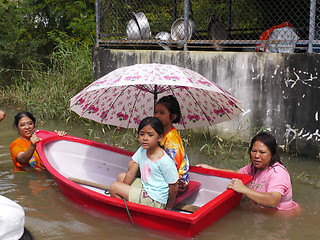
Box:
[10,138,45,172]
[160,127,189,184]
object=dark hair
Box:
[19,227,33,240]
[14,112,36,129]
[157,95,181,124]
[248,132,282,169]
[138,117,164,136]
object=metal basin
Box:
[155,31,171,41]
[171,18,196,41]
[154,32,171,50]
[126,19,141,40]
[133,12,152,40]
[208,20,228,40]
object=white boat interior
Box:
[42,140,232,207]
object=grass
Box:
[196,119,270,169]
[0,41,93,122]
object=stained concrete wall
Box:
[93,48,320,157]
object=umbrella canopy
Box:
[70,63,242,129]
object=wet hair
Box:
[248,131,282,170]
[157,95,181,124]
[13,111,36,129]
[138,117,164,136]
[19,227,33,240]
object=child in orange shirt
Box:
[154,95,189,194]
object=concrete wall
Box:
[93,48,320,157]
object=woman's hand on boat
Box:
[195,163,215,169]
[195,164,238,173]
[0,110,5,122]
[55,130,67,137]
[227,178,246,193]
[30,133,42,147]
[228,178,282,208]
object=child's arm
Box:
[165,181,178,210]
[123,160,139,185]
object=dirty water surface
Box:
[0,110,319,240]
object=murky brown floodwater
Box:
[1,108,320,240]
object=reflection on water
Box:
[0,108,320,239]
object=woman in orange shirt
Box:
[0,110,5,122]
[10,111,66,172]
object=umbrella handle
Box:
[154,84,158,111]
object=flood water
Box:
[1,108,320,240]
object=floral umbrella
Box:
[70,63,242,129]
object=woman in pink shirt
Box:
[196,132,299,211]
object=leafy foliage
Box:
[0,0,95,71]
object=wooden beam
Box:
[68,177,200,213]
[69,177,109,190]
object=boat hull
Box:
[36,130,252,237]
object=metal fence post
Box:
[173,0,177,23]
[308,0,317,53]
[184,0,190,51]
[228,0,232,33]
[96,0,100,44]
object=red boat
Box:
[36,130,252,237]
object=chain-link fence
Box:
[97,0,320,53]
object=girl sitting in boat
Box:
[109,117,179,210]
[196,132,299,211]
[10,111,66,172]
[154,95,189,195]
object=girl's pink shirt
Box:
[239,162,299,210]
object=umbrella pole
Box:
[154,85,158,113]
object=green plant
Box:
[198,119,270,169]
[109,127,139,151]
[0,41,92,122]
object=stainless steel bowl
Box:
[171,18,196,41]
[133,12,152,40]
[126,19,141,40]
[208,20,227,40]
[155,32,171,50]
[155,31,171,41]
